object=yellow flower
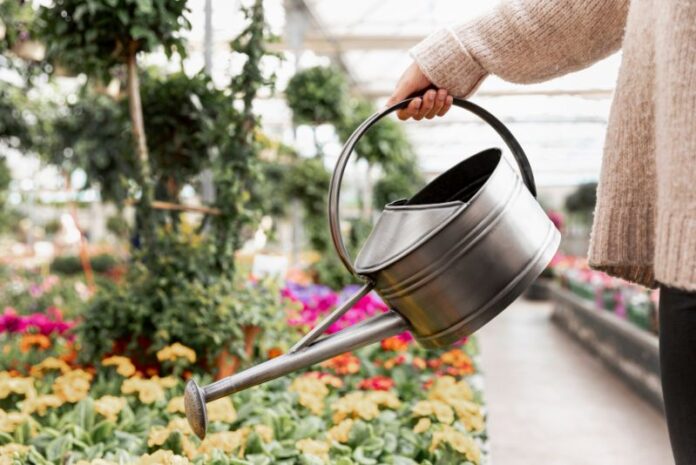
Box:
[427,376,473,403]
[121,378,165,404]
[0,410,31,433]
[327,419,353,443]
[425,376,483,431]
[254,424,273,443]
[152,376,178,389]
[0,372,36,400]
[74,460,118,465]
[289,376,328,415]
[0,443,29,463]
[21,394,64,416]
[52,370,92,403]
[207,397,237,423]
[198,430,247,456]
[331,391,401,423]
[167,396,185,414]
[136,450,191,465]
[30,357,70,378]
[430,425,480,464]
[94,396,127,422]
[156,343,196,364]
[411,400,454,424]
[102,356,136,378]
[296,438,329,462]
[413,417,432,434]
[148,418,196,457]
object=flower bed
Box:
[0,282,488,465]
[552,255,659,334]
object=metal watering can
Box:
[185,96,561,439]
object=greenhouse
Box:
[0,0,691,464]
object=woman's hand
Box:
[386,62,453,121]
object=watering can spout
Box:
[185,309,408,439]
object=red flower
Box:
[321,353,360,375]
[358,376,394,391]
[381,335,409,352]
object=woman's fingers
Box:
[413,89,437,120]
[397,98,422,120]
[437,95,454,117]
[425,89,448,119]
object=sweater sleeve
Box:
[410,0,629,97]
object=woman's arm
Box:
[403,0,629,104]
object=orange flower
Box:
[59,342,78,365]
[358,376,394,391]
[321,353,360,375]
[412,357,427,370]
[305,371,344,388]
[440,349,474,375]
[381,336,409,352]
[20,334,51,353]
[267,347,283,359]
[383,355,406,370]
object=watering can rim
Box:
[354,148,510,274]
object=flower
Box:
[327,418,353,443]
[413,417,431,433]
[75,460,118,465]
[383,354,406,370]
[151,376,178,389]
[121,378,165,404]
[267,347,283,359]
[207,397,236,423]
[148,418,192,447]
[21,394,63,416]
[156,343,196,364]
[430,425,481,464]
[358,376,394,391]
[381,333,411,352]
[254,424,273,443]
[412,400,454,424]
[19,334,51,353]
[0,372,36,399]
[296,438,329,462]
[136,450,191,465]
[53,369,92,403]
[167,396,185,414]
[198,430,247,456]
[321,353,360,375]
[102,356,136,378]
[412,357,427,370]
[94,396,127,422]
[289,376,328,415]
[426,377,483,432]
[439,349,475,376]
[0,410,32,433]
[0,443,29,462]
[304,371,343,388]
[30,357,71,378]
[332,391,401,423]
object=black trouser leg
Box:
[659,284,696,465]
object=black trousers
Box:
[659,285,696,465]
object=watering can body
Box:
[185,97,561,439]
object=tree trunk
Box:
[126,46,155,248]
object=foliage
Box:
[0,82,35,149]
[107,214,130,239]
[285,66,347,125]
[0,308,486,465]
[209,0,274,275]
[564,182,597,213]
[36,0,190,81]
[50,254,119,276]
[76,229,291,369]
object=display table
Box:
[549,283,663,411]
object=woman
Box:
[387,0,696,462]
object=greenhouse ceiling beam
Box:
[290,0,359,87]
[268,34,424,53]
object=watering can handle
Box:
[329,95,537,276]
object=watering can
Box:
[185,96,561,439]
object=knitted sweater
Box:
[411,0,696,291]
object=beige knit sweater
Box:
[411,0,696,291]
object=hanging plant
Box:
[285,65,348,125]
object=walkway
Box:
[478,299,673,465]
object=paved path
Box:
[478,299,673,465]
